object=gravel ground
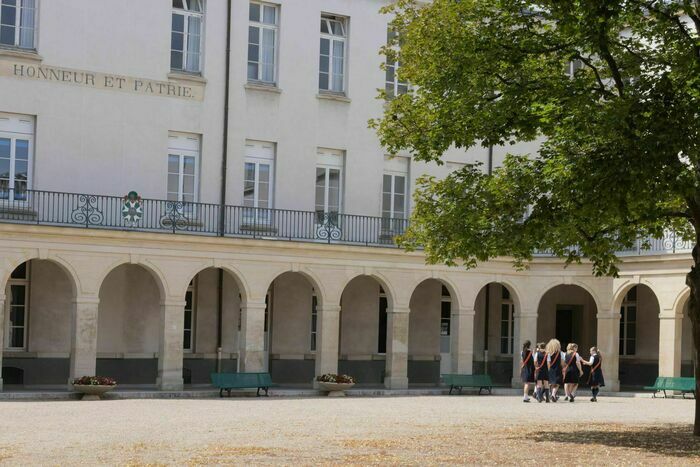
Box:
[0,395,698,465]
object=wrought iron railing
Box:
[0,189,408,247]
[0,188,692,254]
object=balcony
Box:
[0,189,408,247]
[0,189,692,255]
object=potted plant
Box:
[316,373,355,397]
[72,376,117,400]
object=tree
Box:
[372,0,700,434]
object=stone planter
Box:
[318,381,354,397]
[73,384,116,401]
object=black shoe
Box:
[570,396,575,403]
[565,396,569,401]
[523,398,530,403]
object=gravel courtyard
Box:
[0,395,697,465]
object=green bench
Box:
[644,377,696,399]
[441,374,493,395]
[210,372,274,397]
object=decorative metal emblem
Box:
[122,191,143,227]
[71,194,104,226]
[161,201,191,231]
[316,212,342,241]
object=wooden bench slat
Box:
[210,372,274,397]
[441,374,493,395]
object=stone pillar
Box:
[238,300,267,372]
[315,305,341,377]
[69,296,100,385]
[450,307,475,374]
[512,310,537,387]
[659,309,683,377]
[597,309,620,391]
[0,293,5,391]
[157,299,186,391]
[385,305,410,389]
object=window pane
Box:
[381,193,391,213]
[501,286,510,299]
[15,139,28,160]
[0,25,14,45]
[1,5,16,27]
[248,25,259,45]
[320,18,328,34]
[320,37,330,56]
[171,51,183,70]
[183,156,195,175]
[10,326,24,348]
[10,262,26,279]
[172,13,184,33]
[263,5,275,24]
[386,64,395,84]
[186,16,201,72]
[627,306,636,322]
[248,44,259,62]
[183,175,195,195]
[244,163,255,182]
[248,62,259,80]
[501,338,508,355]
[319,72,329,90]
[393,194,405,216]
[168,155,180,173]
[0,138,9,157]
[173,0,184,8]
[394,176,405,194]
[619,339,624,356]
[167,173,179,194]
[0,158,9,181]
[184,309,192,329]
[626,340,636,355]
[258,164,270,183]
[626,322,636,339]
[249,2,260,22]
[382,174,391,192]
[261,28,275,82]
[441,300,451,320]
[501,304,510,319]
[10,284,25,305]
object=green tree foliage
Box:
[372,0,700,434]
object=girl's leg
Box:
[543,381,550,402]
[523,383,530,401]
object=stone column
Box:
[157,299,186,391]
[511,310,537,387]
[0,293,5,391]
[385,305,410,389]
[315,305,341,377]
[450,307,475,374]
[69,296,100,385]
[597,309,621,391]
[659,309,683,377]
[238,300,267,372]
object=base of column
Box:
[604,379,620,392]
[157,378,184,391]
[0,378,3,391]
[384,376,408,390]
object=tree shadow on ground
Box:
[528,424,700,459]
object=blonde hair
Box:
[566,343,578,353]
[590,346,600,356]
[537,342,546,350]
[545,339,561,355]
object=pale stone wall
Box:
[340,276,380,356]
[270,272,314,355]
[27,260,71,353]
[408,279,441,357]
[632,285,660,361]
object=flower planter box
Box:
[318,381,354,397]
[73,384,116,401]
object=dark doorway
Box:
[556,308,574,346]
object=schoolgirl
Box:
[582,346,605,402]
[562,343,583,402]
[520,340,535,402]
[545,338,565,402]
[533,342,550,403]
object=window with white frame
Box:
[183,279,195,352]
[244,140,275,221]
[167,132,200,203]
[5,262,29,350]
[385,28,408,98]
[319,14,347,94]
[500,285,514,355]
[440,285,451,353]
[382,156,409,220]
[0,112,33,202]
[248,1,278,84]
[171,0,204,73]
[0,0,36,49]
[619,286,637,356]
[310,292,317,351]
[315,148,343,223]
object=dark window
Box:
[378,287,387,353]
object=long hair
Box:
[545,338,561,355]
[590,346,601,357]
[536,342,546,351]
[566,343,575,353]
[522,340,531,352]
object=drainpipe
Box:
[216,0,233,373]
[483,146,493,374]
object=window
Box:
[310,293,317,351]
[183,280,195,352]
[378,286,387,354]
[382,156,409,220]
[500,285,514,354]
[243,140,275,223]
[171,0,204,73]
[319,14,347,94]
[567,59,583,77]
[0,112,33,202]
[5,262,29,350]
[167,132,200,203]
[315,148,343,223]
[385,28,408,98]
[0,0,36,49]
[440,285,451,353]
[620,286,637,356]
[248,1,278,84]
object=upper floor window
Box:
[248,1,278,84]
[319,14,347,94]
[167,132,200,203]
[0,112,34,202]
[0,0,36,50]
[171,0,204,74]
[315,148,344,223]
[385,28,407,98]
[243,140,275,224]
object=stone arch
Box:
[177,263,251,303]
[407,275,462,310]
[1,254,79,298]
[339,272,396,309]
[470,277,523,313]
[94,258,168,302]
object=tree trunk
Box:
[685,242,700,436]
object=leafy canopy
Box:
[372,0,700,276]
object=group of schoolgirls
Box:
[519,338,604,403]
